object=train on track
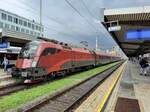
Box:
[11,38,121,83]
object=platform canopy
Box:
[103,6,150,57]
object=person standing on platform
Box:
[0,57,2,68]
[2,56,9,72]
[139,57,149,76]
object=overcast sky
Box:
[0,0,149,50]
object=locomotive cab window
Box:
[42,48,56,56]
[19,41,40,58]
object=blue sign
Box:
[0,42,8,48]
[126,29,150,40]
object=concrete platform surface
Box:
[105,60,150,112]
[0,69,7,76]
[0,68,15,89]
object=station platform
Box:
[105,60,150,112]
[75,61,150,112]
[0,69,15,89]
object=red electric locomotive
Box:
[11,39,120,83]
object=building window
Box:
[34,32,36,36]
[1,13,7,20]
[26,29,29,34]
[0,22,3,28]
[30,31,33,35]
[36,25,38,30]
[14,17,18,24]
[39,27,41,31]
[19,19,22,25]
[8,15,12,22]
[32,24,34,30]
[16,26,20,32]
[28,22,31,28]
[38,33,40,36]
[38,26,40,31]
[11,25,15,31]
[21,28,25,33]
[5,24,9,29]
[24,21,27,26]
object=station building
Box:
[0,9,44,65]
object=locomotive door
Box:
[71,50,75,68]
[90,50,97,66]
[37,48,57,69]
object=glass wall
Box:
[0,11,44,37]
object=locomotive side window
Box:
[47,48,56,55]
[42,48,56,56]
[56,49,61,53]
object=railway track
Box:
[0,62,119,97]
[23,62,123,112]
[0,84,26,96]
[0,72,89,97]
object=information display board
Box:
[125,29,150,40]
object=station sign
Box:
[108,26,121,32]
[125,29,150,40]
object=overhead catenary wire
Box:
[1,0,104,50]
[3,0,99,38]
[18,0,80,34]
[0,0,78,37]
[65,0,98,32]
[80,0,95,19]
[45,26,73,37]
[65,0,100,50]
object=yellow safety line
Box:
[98,62,126,112]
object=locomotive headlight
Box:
[32,60,37,67]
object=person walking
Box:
[139,57,149,76]
[2,56,9,72]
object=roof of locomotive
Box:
[37,39,119,57]
[38,39,90,53]
[39,40,63,49]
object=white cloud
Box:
[0,0,149,49]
